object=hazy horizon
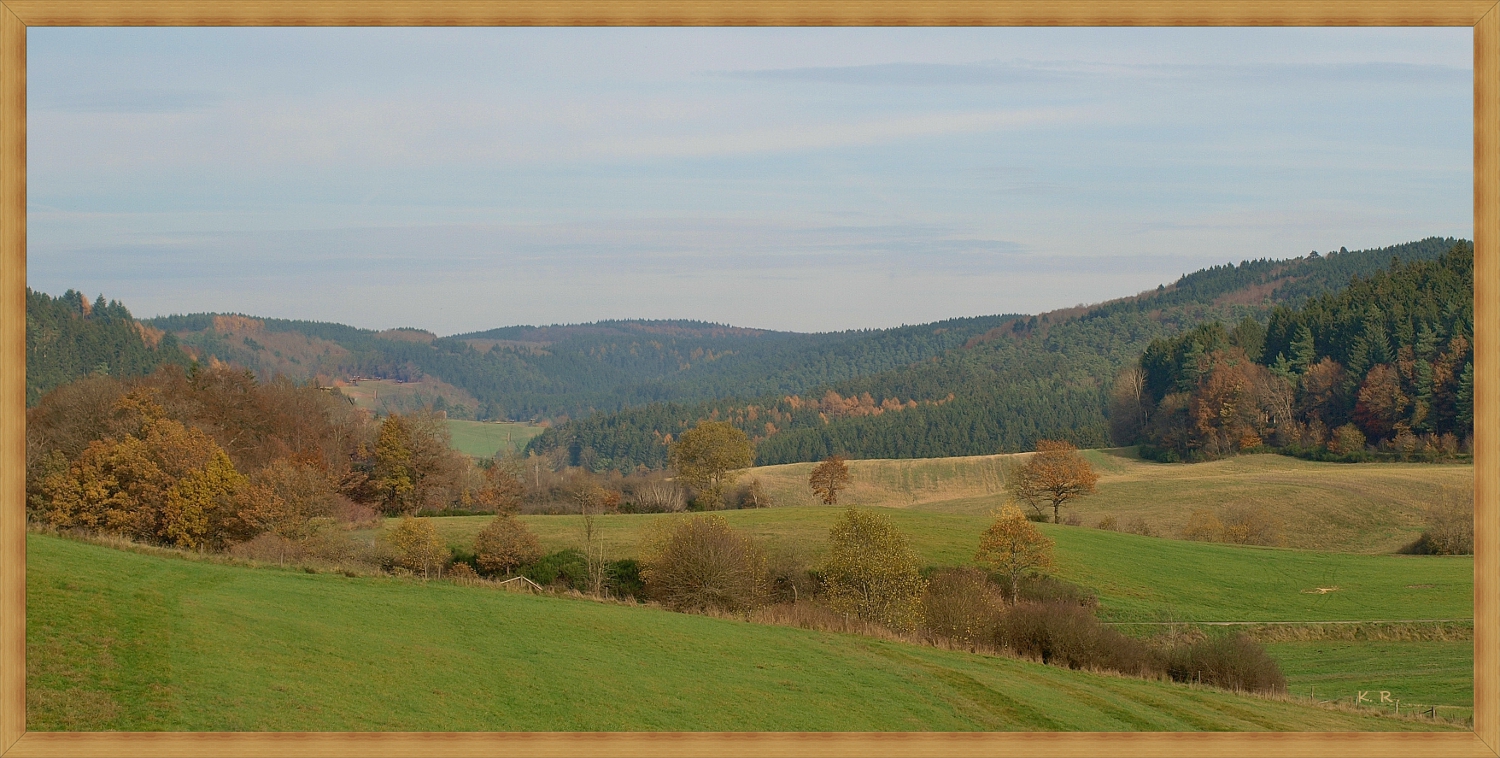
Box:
[29,27,1472,333]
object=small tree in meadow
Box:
[808,454,852,505]
[821,507,926,631]
[383,515,448,579]
[974,503,1055,601]
[1008,439,1099,524]
[639,514,767,612]
[473,514,542,575]
[668,421,755,509]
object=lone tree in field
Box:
[668,420,755,509]
[640,514,768,612]
[821,507,926,632]
[808,454,852,505]
[383,515,448,579]
[1007,439,1099,524]
[473,513,542,575]
[974,502,1054,601]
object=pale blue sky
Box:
[28,27,1473,334]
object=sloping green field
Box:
[406,508,1472,624]
[1265,640,1473,721]
[445,420,545,458]
[27,534,1454,732]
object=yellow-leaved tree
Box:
[821,507,925,631]
[41,393,258,550]
[383,515,448,579]
[668,420,754,510]
[974,502,1054,601]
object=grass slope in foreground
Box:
[409,509,1473,623]
[1264,640,1473,721]
[27,534,1453,732]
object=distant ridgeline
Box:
[1125,240,1473,462]
[144,313,1023,422]
[107,235,1466,470]
[25,289,189,406]
[528,237,1467,470]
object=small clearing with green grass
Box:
[445,419,545,458]
[27,533,1455,732]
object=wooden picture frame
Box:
[0,2,1494,756]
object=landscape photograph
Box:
[20,24,1480,735]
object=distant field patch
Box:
[445,420,544,458]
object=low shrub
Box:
[1402,487,1474,555]
[765,544,818,604]
[995,573,1097,609]
[606,558,645,599]
[640,515,768,612]
[994,601,1157,677]
[921,568,1003,646]
[447,561,480,584]
[522,549,589,589]
[1125,517,1156,537]
[1095,515,1119,531]
[1061,512,1083,527]
[1162,632,1287,693]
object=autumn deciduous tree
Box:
[473,514,542,575]
[474,463,526,514]
[974,503,1055,600]
[382,515,448,579]
[372,415,417,513]
[821,507,926,631]
[639,514,767,612]
[808,454,851,505]
[41,395,259,550]
[668,421,754,509]
[1007,439,1099,524]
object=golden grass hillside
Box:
[736,449,1471,554]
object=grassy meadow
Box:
[400,508,1472,624]
[445,419,545,458]
[27,533,1459,732]
[741,449,1472,554]
[1264,640,1473,721]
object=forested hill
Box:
[144,311,1020,421]
[25,289,189,406]
[528,237,1467,470]
[1127,241,1474,461]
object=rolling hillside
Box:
[734,449,1473,553]
[27,533,1457,732]
[531,237,1467,469]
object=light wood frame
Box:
[0,2,1494,756]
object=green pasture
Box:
[444,419,545,458]
[403,507,1472,624]
[27,533,1453,732]
[1264,640,1473,721]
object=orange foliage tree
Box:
[1007,439,1099,524]
[808,454,851,505]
